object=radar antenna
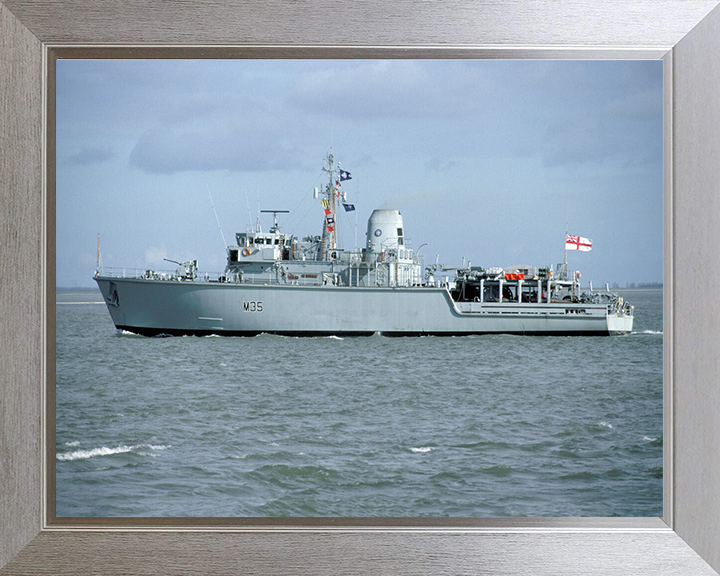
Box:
[260,210,289,233]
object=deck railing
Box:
[96,266,224,282]
[95,267,340,287]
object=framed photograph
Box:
[2,1,720,574]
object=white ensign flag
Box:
[565,235,592,252]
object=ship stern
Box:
[607,312,634,335]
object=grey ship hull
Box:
[95,276,633,337]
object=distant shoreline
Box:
[56,286,101,293]
[607,287,663,292]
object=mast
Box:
[329,153,336,250]
[563,222,568,279]
[321,152,337,259]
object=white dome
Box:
[366,209,404,253]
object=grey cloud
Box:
[350,154,377,169]
[290,60,490,120]
[537,108,661,169]
[426,158,463,173]
[67,146,115,166]
[129,124,307,174]
[128,94,312,174]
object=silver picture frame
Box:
[2,1,720,574]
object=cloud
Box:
[67,146,115,166]
[129,124,305,174]
[536,104,662,169]
[123,60,662,176]
[426,158,463,173]
[128,94,311,174]
[351,154,377,169]
[290,60,491,120]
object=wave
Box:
[56,443,170,461]
[248,463,340,482]
[114,329,141,337]
[642,436,663,447]
[57,445,134,461]
[481,465,512,477]
[631,330,663,335]
[561,471,599,481]
[409,446,434,453]
[454,440,512,450]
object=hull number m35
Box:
[243,301,263,312]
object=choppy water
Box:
[55,289,662,517]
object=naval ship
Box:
[94,154,633,337]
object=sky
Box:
[56,59,663,288]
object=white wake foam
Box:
[56,443,170,461]
[57,445,135,461]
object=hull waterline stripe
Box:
[115,325,617,338]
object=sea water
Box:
[55,289,662,517]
